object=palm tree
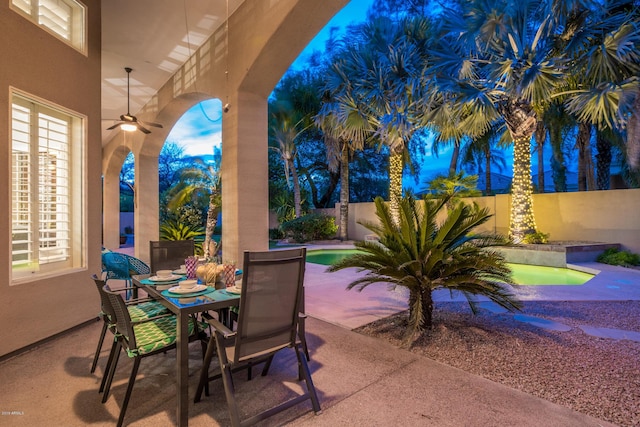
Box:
[269,113,308,219]
[328,193,521,345]
[560,3,640,181]
[533,121,547,192]
[544,101,574,192]
[459,125,507,195]
[422,171,481,209]
[316,52,372,240]
[167,158,221,259]
[429,0,632,241]
[329,15,435,221]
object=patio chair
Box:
[90,274,169,374]
[227,248,311,364]
[149,240,195,273]
[194,248,321,427]
[101,252,151,299]
[100,284,207,427]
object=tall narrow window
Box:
[10,0,86,54]
[11,92,84,281]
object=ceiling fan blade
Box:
[139,120,163,128]
[137,123,151,134]
[106,123,122,130]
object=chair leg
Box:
[261,354,275,377]
[99,339,118,393]
[298,317,310,361]
[91,321,108,373]
[194,332,217,403]
[102,344,122,403]
[117,357,141,427]
[295,345,321,414]
[220,364,241,427]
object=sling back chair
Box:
[90,275,169,375]
[194,248,321,427]
[101,252,151,300]
[100,284,207,427]
[149,239,195,274]
[226,248,311,368]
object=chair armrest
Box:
[202,312,236,339]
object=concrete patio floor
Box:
[1,245,637,426]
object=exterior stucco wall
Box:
[336,189,640,255]
[0,0,103,356]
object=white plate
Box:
[172,269,187,275]
[148,274,182,282]
[168,284,208,294]
[226,285,242,294]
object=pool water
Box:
[306,249,594,286]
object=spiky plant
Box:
[328,193,522,345]
[159,219,204,254]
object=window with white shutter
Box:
[11,91,84,281]
[10,0,86,54]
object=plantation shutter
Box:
[11,96,72,274]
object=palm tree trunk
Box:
[389,150,404,223]
[290,159,302,218]
[448,141,460,176]
[548,119,568,192]
[499,99,538,241]
[535,121,546,192]
[204,195,219,259]
[484,145,492,196]
[595,129,612,190]
[408,287,434,330]
[576,123,595,191]
[626,91,640,172]
[509,135,537,240]
[339,146,349,240]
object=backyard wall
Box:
[332,188,640,255]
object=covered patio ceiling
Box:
[101,0,245,146]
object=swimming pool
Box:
[306,249,594,286]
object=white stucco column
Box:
[221,91,269,264]
[102,169,120,250]
[134,151,160,262]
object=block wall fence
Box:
[314,188,640,255]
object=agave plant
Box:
[328,193,522,345]
[159,219,205,254]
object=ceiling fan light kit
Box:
[106,67,163,134]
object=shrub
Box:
[523,231,549,244]
[269,227,285,240]
[597,248,640,267]
[281,213,337,243]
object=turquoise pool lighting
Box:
[306,249,594,286]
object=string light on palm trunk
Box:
[509,135,537,242]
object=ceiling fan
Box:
[106,67,163,134]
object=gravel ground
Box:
[354,300,640,427]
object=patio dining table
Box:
[133,274,240,427]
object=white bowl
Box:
[179,279,198,290]
[156,269,172,278]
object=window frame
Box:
[10,88,86,284]
[10,0,87,55]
